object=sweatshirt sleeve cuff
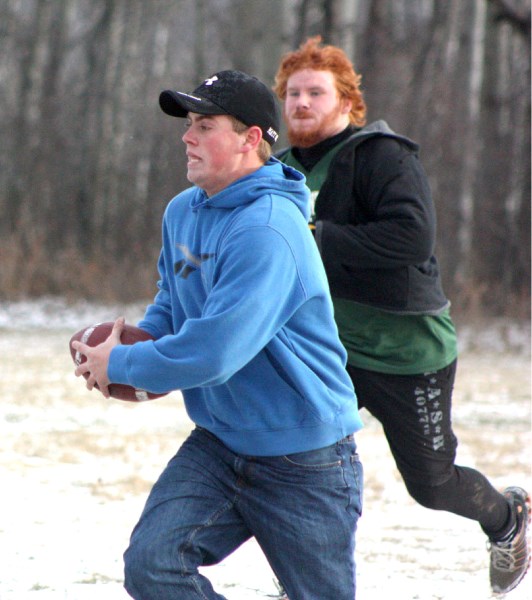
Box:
[108,344,132,386]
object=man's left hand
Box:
[72,317,125,398]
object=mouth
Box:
[186,153,201,165]
[291,113,314,124]
[290,115,315,129]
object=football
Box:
[69,321,168,401]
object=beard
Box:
[286,126,324,148]
[285,105,346,148]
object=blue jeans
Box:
[124,426,363,599]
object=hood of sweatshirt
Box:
[189,157,310,220]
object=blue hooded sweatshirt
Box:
[109,158,362,456]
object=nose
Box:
[182,126,195,145]
[294,91,311,109]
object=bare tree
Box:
[0,0,529,313]
[470,0,531,312]
[354,0,530,313]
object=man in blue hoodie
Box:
[73,70,364,600]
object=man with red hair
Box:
[274,36,530,596]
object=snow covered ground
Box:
[0,298,530,599]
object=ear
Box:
[340,97,352,115]
[241,125,263,153]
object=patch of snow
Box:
[0,297,147,331]
[0,302,530,599]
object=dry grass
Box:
[1,235,159,302]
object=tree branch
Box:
[488,0,531,37]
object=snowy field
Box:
[0,298,530,599]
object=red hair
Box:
[274,36,367,127]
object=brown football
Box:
[69,321,167,401]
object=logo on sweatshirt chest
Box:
[174,244,214,279]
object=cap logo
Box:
[204,75,219,86]
[267,127,279,142]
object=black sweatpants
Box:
[347,359,513,539]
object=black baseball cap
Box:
[159,70,280,146]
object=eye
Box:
[184,120,212,132]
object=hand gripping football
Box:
[69,321,167,401]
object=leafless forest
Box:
[1,0,530,318]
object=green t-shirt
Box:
[281,146,458,375]
[333,298,457,375]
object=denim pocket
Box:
[281,444,343,469]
